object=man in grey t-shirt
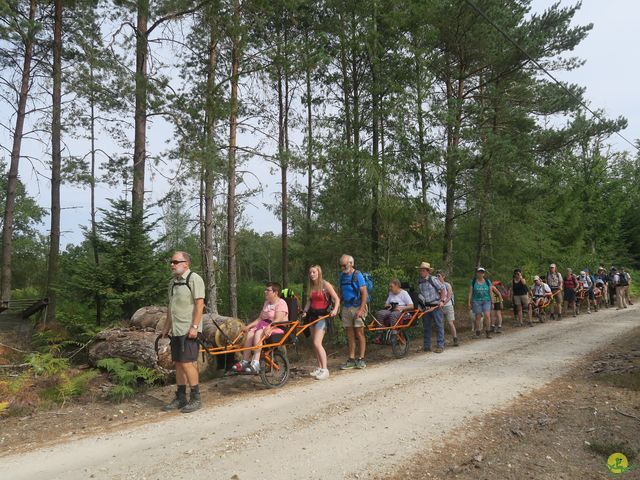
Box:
[161,251,205,413]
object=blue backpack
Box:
[351,270,374,303]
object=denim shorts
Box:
[311,319,327,331]
[472,300,492,314]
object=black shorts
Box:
[493,302,502,311]
[564,288,576,302]
[170,335,199,363]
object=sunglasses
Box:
[169,260,187,265]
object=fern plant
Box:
[39,371,98,403]
[96,358,161,401]
[26,353,70,377]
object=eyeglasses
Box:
[169,260,186,265]
[264,288,273,293]
[340,264,348,268]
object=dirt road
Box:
[2,306,638,480]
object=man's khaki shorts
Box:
[341,305,367,328]
[551,289,563,304]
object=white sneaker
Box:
[245,360,260,374]
[315,369,330,380]
[310,368,321,378]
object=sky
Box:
[1,0,638,249]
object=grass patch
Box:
[597,371,640,391]
[587,440,637,462]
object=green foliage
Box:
[39,370,98,404]
[61,199,167,323]
[96,358,161,401]
[26,353,70,377]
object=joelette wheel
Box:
[391,331,410,358]
[260,349,290,388]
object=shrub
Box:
[96,358,161,401]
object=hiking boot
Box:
[422,347,432,352]
[453,337,459,347]
[434,347,444,353]
[490,325,496,333]
[550,314,555,320]
[355,358,366,369]
[181,391,201,414]
[528,321,533,327]
[485,330,492,339]
[496,326,503,334]
[557,313,562,320]
[161,391,187,412]
[474,330,481,339]
[340,358,357,370]
[315,368,330,380]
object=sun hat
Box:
[415,262,432,270]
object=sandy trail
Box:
[1,305,638,480]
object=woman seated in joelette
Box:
[233,282,289,374]
[373,279,414,344]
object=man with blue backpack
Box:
[338,254,371,370]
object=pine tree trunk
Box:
[226,0,240,317]
[302,50,313,300]
[277,30,290,287]
[414,52,429,208]
[370,2,380,265]
[88,49,102,326]
[442,73,464,274]
[1,0,36,306]
[204,28,219,314]
[132,0,148,218]
[46,0,63,325]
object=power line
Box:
[464,0,639,153]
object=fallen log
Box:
[88,308,246,377]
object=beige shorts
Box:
[442,305,455,322]
[341,305,367,328]
[513,294,529,307]
[551,290,563,304]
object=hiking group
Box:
[159,250,633,413]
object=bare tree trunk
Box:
[226,0,240,317]
[46,0,63,325]
[1,0,36,307]
[302,45,313,300]
[89,70,102,325]
[369,2,380,265]
[132,0,148,218]
[279,37,291,288]
[414,50,429,208]
[204,27,219,314]
[442,73,464,274]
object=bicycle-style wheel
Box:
[260,349,290,388]
[391,331,410,358]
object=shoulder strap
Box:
[351,270,360,289]
[428,275,438,291]
[171,271,194,298]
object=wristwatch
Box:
[190,324,199,330]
